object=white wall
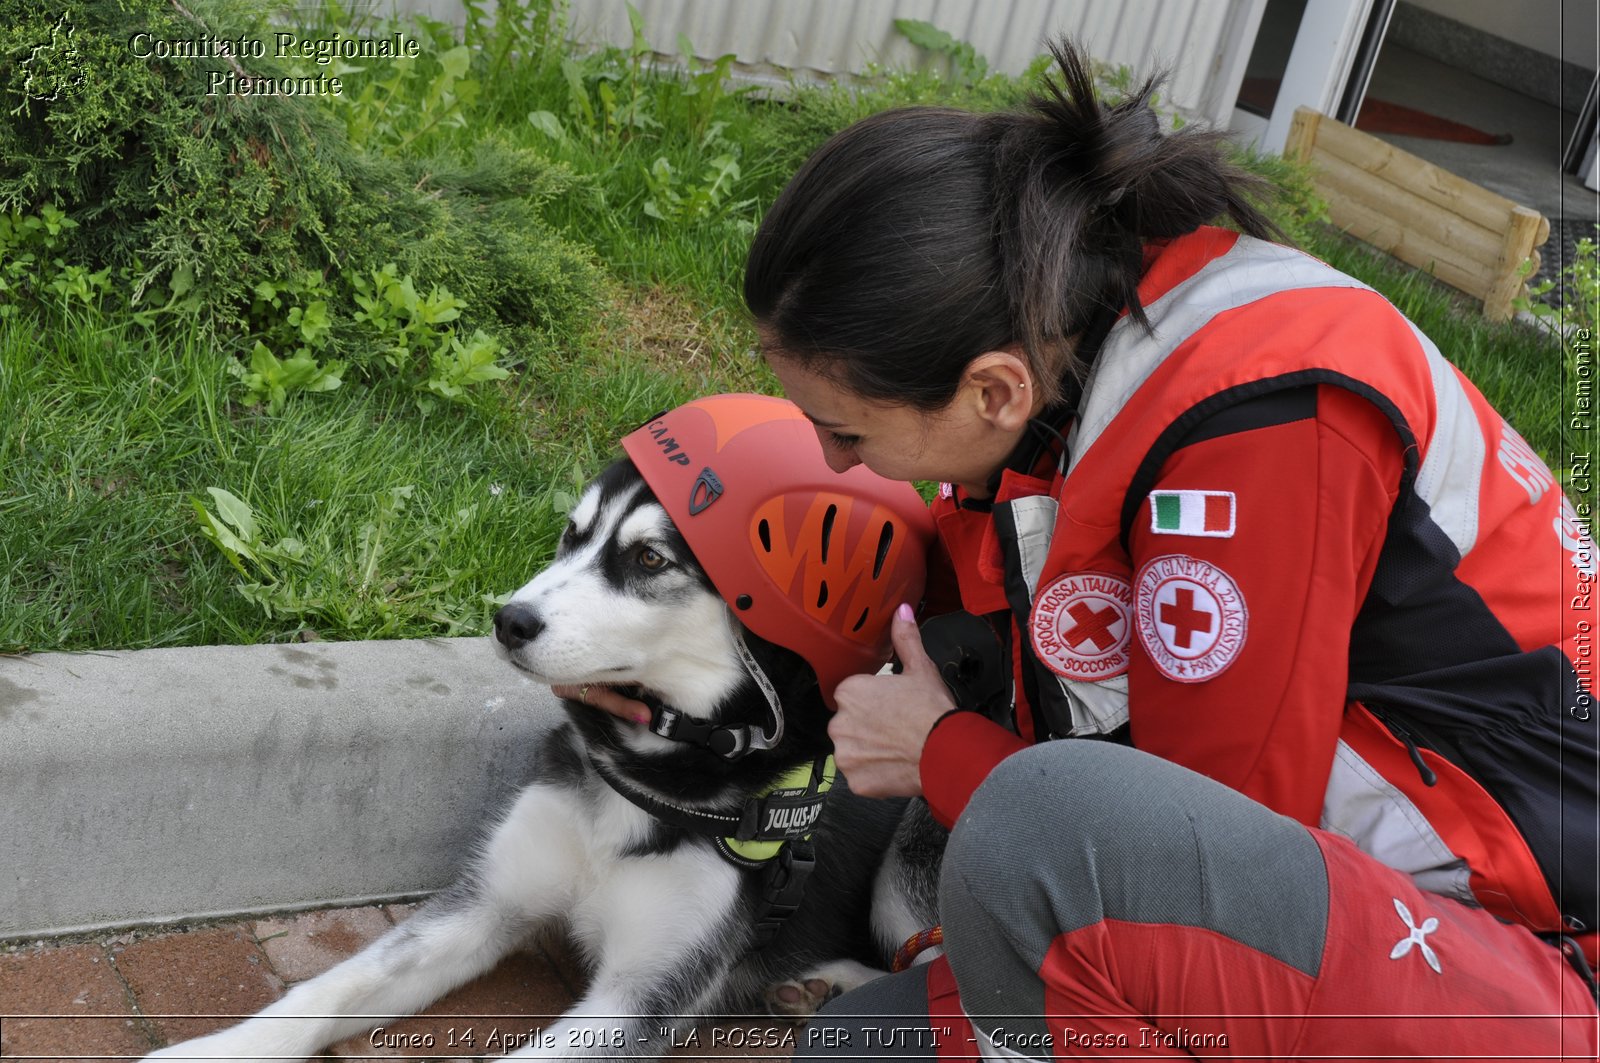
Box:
[393,0,1266,128]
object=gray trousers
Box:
[798,740,1596,1060]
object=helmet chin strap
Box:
[731,625,785,753]
[640,623,785,760]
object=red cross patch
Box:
[1135,555,1248,683]
[1031,572,1133,681]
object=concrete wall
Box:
[1402,0,1596,70]
[0,639,563,940]
[1390,0,1595,114]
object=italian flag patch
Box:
[1150,490,1236,538]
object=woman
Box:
[587,40,1599,1059]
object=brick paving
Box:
[0,905,797,1062]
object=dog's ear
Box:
[596,456,648,497]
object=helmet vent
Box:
[872,521,895,579]
[820,504,838,563]
[852,607,870,633]
[758,518,772,552]
[816,581,830,608]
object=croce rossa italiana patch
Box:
[1031,571,1134,681]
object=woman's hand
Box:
[550,683,652,726]
[828,604,956,798]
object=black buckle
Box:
[1542,933,1599,1002]
[752,841,816,946]
[650,705,747,759]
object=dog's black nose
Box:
[493,604,545,650]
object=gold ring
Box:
[579,684,590,704]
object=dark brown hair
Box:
[744,38,1280,409]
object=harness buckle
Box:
[649,705,747,759]
[752,840,816,946]
[648,704,683,740]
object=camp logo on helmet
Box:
[689,467,724,516]
[645,419,691,466]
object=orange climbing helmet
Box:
[621,393,933,708]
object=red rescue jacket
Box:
[919,227,1598,954]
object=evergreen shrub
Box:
[0,0,601,386]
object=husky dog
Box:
[144,442,944,1062]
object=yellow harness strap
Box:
[720,755,836,864]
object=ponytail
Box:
[745,37,1279,409]
[989,39,1280,371]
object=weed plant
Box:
[1521,227,1599,338]
[0,306,704,651]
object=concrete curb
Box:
[0,638,563,941]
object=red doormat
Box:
[1353,97,1513,145]
[1238,77,1513,144]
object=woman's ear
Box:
[962,346,1038,430]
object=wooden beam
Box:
[1311,149,1503,272]
[1483,207,1552,322]
[1285,107,1322,165]
[1321,190,1498,299]
[1309,114,1523,235]
[1287,107,1550,321]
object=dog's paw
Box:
[764,958,888,1022]
[763,977,842,1022]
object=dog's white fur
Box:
[516,483,744,709]
[142,466,933,1062]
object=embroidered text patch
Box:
[1135,554,1247,682]
[1031,572,1133,681]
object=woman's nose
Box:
[818,435,862,473]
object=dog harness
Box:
[593,624,842,943]
[589,753,835,858]
[590,753,835,945]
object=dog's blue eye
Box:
[638,547,669,571]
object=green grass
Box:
[0,3,1570,655]
[0,304,744,653]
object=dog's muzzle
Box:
[493,604,544,650]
